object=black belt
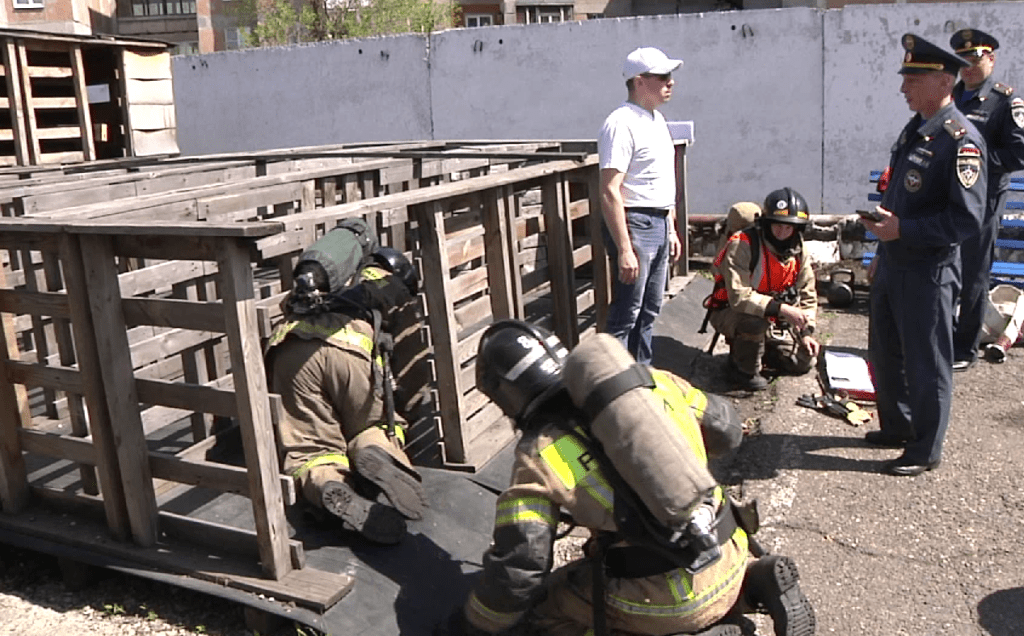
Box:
[602,503,740,580]
[625,207,670,217]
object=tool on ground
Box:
[796,391,872,426]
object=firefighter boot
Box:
[352,445,427,520]
[321,480,407,545]
[742,555,816,636]
[728,337,768,391]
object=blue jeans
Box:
[602,210,669,366]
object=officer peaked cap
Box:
[950,28,999,58]
[899,33,968,76]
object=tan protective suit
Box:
[464,369,748,636]
[265,289,413,510]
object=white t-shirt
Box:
[598,102,676,209]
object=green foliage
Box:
[103,603,125,616]
[229,0,461,48]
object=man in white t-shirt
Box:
[598,46,683,365]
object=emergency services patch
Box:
[957,144,982,189]
[1012,96,1024,128]
[904,169,922,193]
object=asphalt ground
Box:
[654,271,1023,636]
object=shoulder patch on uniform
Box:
[1012,96,1024,128]
[943,119,966,140]
[957,142,983,189]
[993,83,1013,96]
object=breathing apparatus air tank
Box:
[562,333,718,532]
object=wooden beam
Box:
[0,263,30,513]
[80,233,158,547]
[415,201,468,463]
[1,41,29,166]
[217,238,291,580]
[587,166,611,331]
[122,297,227,332]
[542,174,579,347]
[58,233,131,540]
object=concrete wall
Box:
[172,2,1024,215]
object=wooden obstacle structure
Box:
[0,28,178,167]
[0,141,612,613]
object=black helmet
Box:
[761,187,810,228]
[476,320,569,423]
[371,246,420,296]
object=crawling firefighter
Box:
[438,321,815,636]
[706,188,820,392]
[265,223,426,545]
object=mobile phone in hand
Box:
[856,208,884,222]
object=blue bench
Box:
[862,174,1024,288]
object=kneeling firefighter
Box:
[265,221,427,545]
[705,188,820,392]
[438,321,815,636]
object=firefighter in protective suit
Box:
[438,321,815,636]
[708,188,820,392]
[265,243,426,545]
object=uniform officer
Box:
[948,28,1024,370]
[861,34,987,476]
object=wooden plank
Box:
[19,428,95,465]
[414,201,468,463]
[0,508,351,612]
[119,259,208,297]
[586,167,610,331]
[58,233,132,540]
[158,511,305,571]
[542,174,579,347]
[480,185,517,321]
[0,263,30,513]
[80,233,158,547]
[43,250,96,493]
[122,297,226,332]
[14,41,40,166]
[135,377,238,418]
[69,45,95,162]
[24,65,72,79]
[217,238,291,580]
[5,359,82,393]
[0,288,71,318]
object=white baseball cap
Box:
[622,47,683,79]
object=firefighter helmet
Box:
[761,187,810,228]
[371,246,420,296]
[476,320,569,423]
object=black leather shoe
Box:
[952,357,976,372]
[864,430,911,448]
[885,458,941,476]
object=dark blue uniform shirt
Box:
[953,75,1024,198]
[879,101,987,267]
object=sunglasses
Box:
[641,72,672,82]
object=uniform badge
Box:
[904,169,922,193]
[957,143,982,189]
[1012,96,1024,129]
[903,34,915,50]
[962,30,973,41]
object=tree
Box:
[229,0,461,47]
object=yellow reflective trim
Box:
[270,319,376,356]
[651,370,708,465]
[539,433,589,490]
[468,591,522,627]
[495,497,557,528]
[291,452,349,479]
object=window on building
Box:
[521,5,571,24]
[173,41,200,55]
[129,0,197,17]
[224,27,251,50]
[13,0,45,9]
[465,14,493,27]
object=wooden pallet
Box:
[0,142,607,615]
